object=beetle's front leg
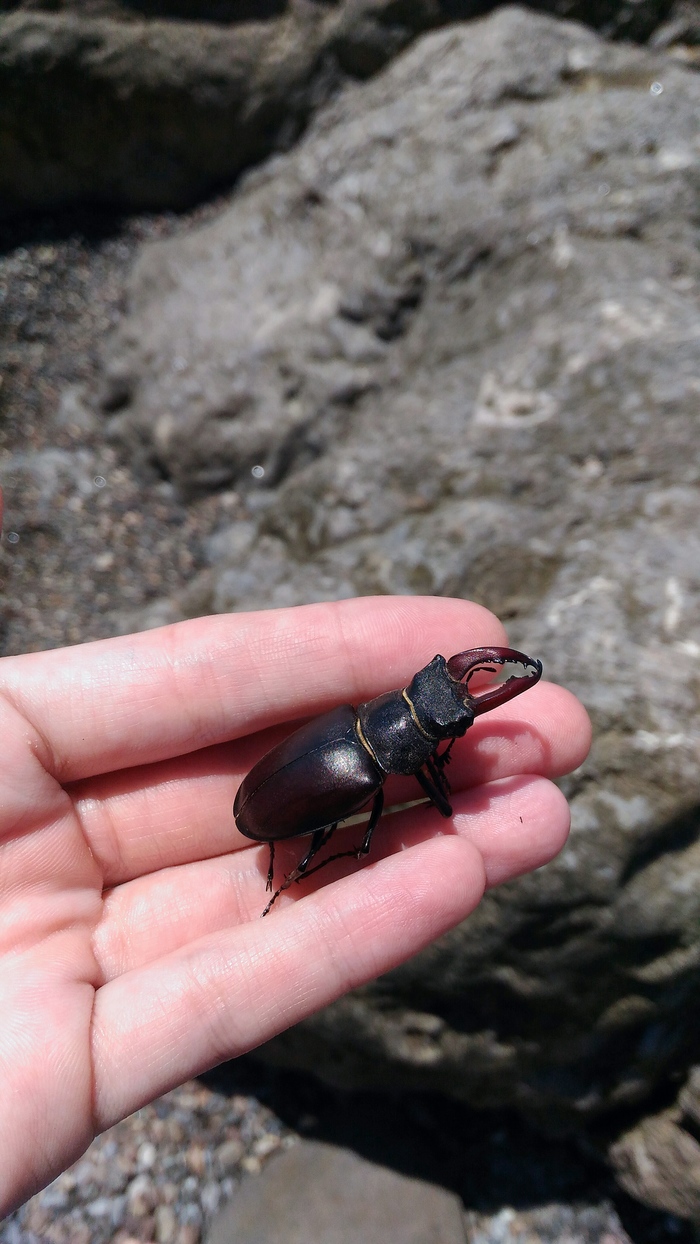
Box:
[426,749,451,800]
[415,767,453,817]
[266,842,275,892]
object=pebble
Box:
[215,1139,245,1171]
[127,1173,158,1217]
[155,1203,179,1243]
[138,1141,158,1170]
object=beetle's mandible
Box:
[234,646,542,916]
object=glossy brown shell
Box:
[234,705,383,841]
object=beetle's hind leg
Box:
[262,791,386,917]
[266,842,275,892]
[301,789,385,881]
[261,824,336,917]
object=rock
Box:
[610,1067,700,1221]
[0,6,337,218]
[99,6,700,1136]
[126,1172,158,1216]
[204,1139,468,1243]
[214,1139,245,1172]
[155,1203,179,1244]
[0,0,684,219]
[650,0,700,46]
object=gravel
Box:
[0,1081,291,1244]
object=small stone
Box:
[186,1145,207,1176]
[180,1201,203,1228]
[240,1156,262,1174]
[138,1141,158,1170]
[87,1194,125,1224]
[230,1096,251,1118]
[24,1201,52,1233]
[139,1213,157,1241]
[73,1159,99,1188]
[155,1203,179,1243]
[127,1173,157,1217]
[176,1226,201,1244]
[59,1224,91,1244]
[200,1181,222,1216]
[252,1133,282,1159]
[39,1186,70,1210]
[214,1139,244,1172]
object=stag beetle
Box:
[234,646,542,916]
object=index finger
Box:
[0,596,508,782]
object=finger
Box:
[91,833,488,1129]
[93,774,567,979]
[0,597,507,783]
[72,680,586,885]
[447,679,591,784]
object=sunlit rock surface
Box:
[0,0,685,218]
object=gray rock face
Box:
[0,0,686,219]
[101,7,700,1132]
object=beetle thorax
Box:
[356,656,475,777]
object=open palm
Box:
[0,593,590,1214]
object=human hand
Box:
[0,592,590,1214]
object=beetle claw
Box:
[446,646,542,715]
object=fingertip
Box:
[452,774,570,888]
[558,686,593,774]
[524,680,591,774]
[494,678,592,778]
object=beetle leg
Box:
[426,750,451,800]
[415,765,453,817]
[261,825,337,917]
[291,825,337,881]
[432,731,455,771]
[287,789,386,885]
[439,738,455,767]
[266,842,275,892]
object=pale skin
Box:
[0,579,591,1216]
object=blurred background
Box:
[1,0,699,1239]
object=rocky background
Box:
[1,0,700,1239]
